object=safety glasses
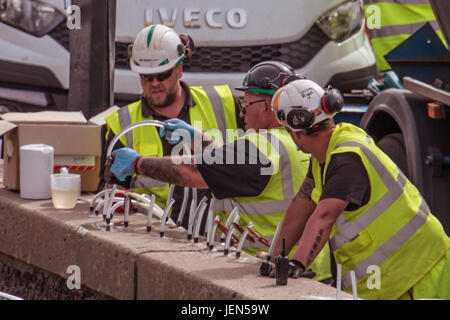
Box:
[140,68,174,82]
[239,99,266,114]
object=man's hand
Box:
[255,251,268,260]
[259,260,274,277]
[159,119,200,144]
[110,148,141,182]
[288,259,316,279]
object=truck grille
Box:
[49,23,329,72]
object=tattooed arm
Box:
[134,155,209,189]
[291,197,348,267]
[271,177,317,261]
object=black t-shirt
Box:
[99,81,244,230]
[307,152,370,211]
[196,139,271,199]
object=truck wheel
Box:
[0,101,21,114]
[377,133,409,177]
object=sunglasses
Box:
[239,99,266,114]
[140,68,174,82]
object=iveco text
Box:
[145,8,247,29]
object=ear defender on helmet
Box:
[274,102,316,131]
[285,108,315,130]
[321,87,344,115]
[178,34,195,59]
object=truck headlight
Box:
[0,0,66,37]
[316,0,363,43]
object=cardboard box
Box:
[0,108,118,192]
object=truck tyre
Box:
[377,133,409,178]
[0,101,22,114]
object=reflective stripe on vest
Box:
[189,85,237,144]
[268,131,295,200]
[117,105,133,147]
[364,0,430,5]
[331,141,407,251]
[364,1,440,70]
[202,86,227,140]
[329,142,430,289]
[342,198,430,289]
[311,123,449,298]
[114,85,236,147]
[106,86,237,206]
[369,20,441,39]
[214,131,295,216]
[214,198,293,216]
[214,129,310,250]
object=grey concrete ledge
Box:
[0,187,350,300]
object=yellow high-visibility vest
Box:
[105,85,237,208]
[311,123,450,299]
[364,0,446,70]
[214,127,332,281]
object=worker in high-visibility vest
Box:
[269,78,450,299]
[101,24,243,227]
[364,0,447,71]
[109,61,333,283]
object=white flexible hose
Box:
[350,270,358,300]
[205,198,215,242]
[0,291,23,300]
[222,207,238,242]
[189,196,208,236]
[176,187,190,226]
[336,264,342,300]
[94,196,124,214]
[100,120,175,229]
[106,120,164,158]
[224,214,240,252]
[193,202,208,240]
[160,199,176,235]
[209,215,222,247]
[110,200,125,216]
[236,222,254,255]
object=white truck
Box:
[0,0,376,112]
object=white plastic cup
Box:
[50,173,81,209]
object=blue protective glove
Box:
[159,119,200,145]
[110,147,141,182]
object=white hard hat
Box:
[129,24,185,74]
[271,79,343,132]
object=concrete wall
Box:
[0,252,110,299]
[0,187,348,300]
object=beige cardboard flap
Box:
[1,111,87,124]
[0,120,17,136]
[88,106,120,126]
[18,124,102,156]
